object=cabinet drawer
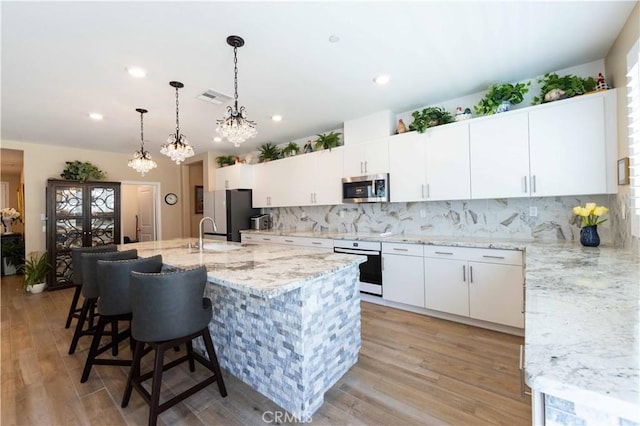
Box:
[467,248,523,266]
[382,242,423,257]
[241,234,284,244]
[297,238,333,249]
[424,245,474,260]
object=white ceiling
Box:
[1,1,637,157]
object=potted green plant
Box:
[532,73,596,105]
[408,107,454,133]
[18,251,52,293]
[314,131,341,151]
[474,81,531,115]
[216,155,236,167]
[258,143,281,162]
[1,237,24,274]
[60,161,106,181]
[281,142,300,158]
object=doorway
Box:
[121,182,161,244]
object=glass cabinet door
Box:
[90,186,116,246]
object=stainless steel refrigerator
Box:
[202,189,259,242]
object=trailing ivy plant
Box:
[60,161,106,182]
[532,73,596,105]
[408,107,453,133]
[474,82,531,115]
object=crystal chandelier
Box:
[161,81,195,164]
[216,35,257,147]
[128,108,158,176]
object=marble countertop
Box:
[122,238,365,299]
[241,229,531,250]
[242,229,639,419]
[523,242,639,422]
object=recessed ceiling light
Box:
[127,66,147,78]
[328,34,340,43]
[213,137,222,143]
[373,74,390,85]
[271,115,283,122]
[89,113,103,120]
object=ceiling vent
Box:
[197,89,232,105]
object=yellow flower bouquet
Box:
[572,202,608,227]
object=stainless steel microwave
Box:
[342,174,389,203]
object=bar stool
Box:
[68,249,138,355]
[121,266,227,426]
[80,255,163,383]
[65,245,117,329]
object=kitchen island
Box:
[125,238,365,420]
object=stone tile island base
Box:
[196,263,362,420]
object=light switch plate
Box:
[529,206,538,217]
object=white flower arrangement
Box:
[0,207,21,221]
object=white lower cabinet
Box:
[423,246,524,328]
[382,243,425,307]
[424,257,469,316]
[241,233,333,250]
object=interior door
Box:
[137,185,156,241]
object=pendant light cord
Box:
[140,110,146,153]
[233,45,239,111]
[175,87,181,137]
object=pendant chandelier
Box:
[161,81,195,164]
[128,108,158,176]
[216,35,257,147]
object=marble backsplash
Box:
[268,195,629,245]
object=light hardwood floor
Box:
[1,274,531,425]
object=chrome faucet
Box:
[198,216,217,250]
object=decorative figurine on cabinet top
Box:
[595,73,610,91]
[303,140,314,153]
[454,107,472,121]
[396,119,407,134]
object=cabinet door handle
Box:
[523,176,528,193]
[263,238,271,241]
[364,161,368,173]
[532,175,537,193]
[435,251,453,255]
[284,239,294,243]
[314,193,317,203]
[225,179,229,189]
[311,193,314,203]
[462,265,466,282]
[360,161,364,174]
[426,183,430,199]
[470,265,473,283]
[522,284,526,314]
[311,242,322,245]
[482,255,505,259]
[421,184,425,199]
[393,248,408,252]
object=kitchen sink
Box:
[200,242,241,252]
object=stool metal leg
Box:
[186,341,195,372]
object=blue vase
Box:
[580,225,600,247]
[496,100,511,113]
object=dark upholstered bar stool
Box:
[121,266,227,426]
[80,255,163,383]
[68,249,138,355]
[65,245,117,329]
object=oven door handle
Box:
[334,248,380,256]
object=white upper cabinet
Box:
[252,159,293,208]
[215,163,253,191]
[424,123,471,201]
[389,132,427,202]
[389,124,470,202]
[469,111,530,199]
[528,94,607,197]
[343,137,389,177]
[294,148,343,206]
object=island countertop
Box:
[122,238,365,298]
